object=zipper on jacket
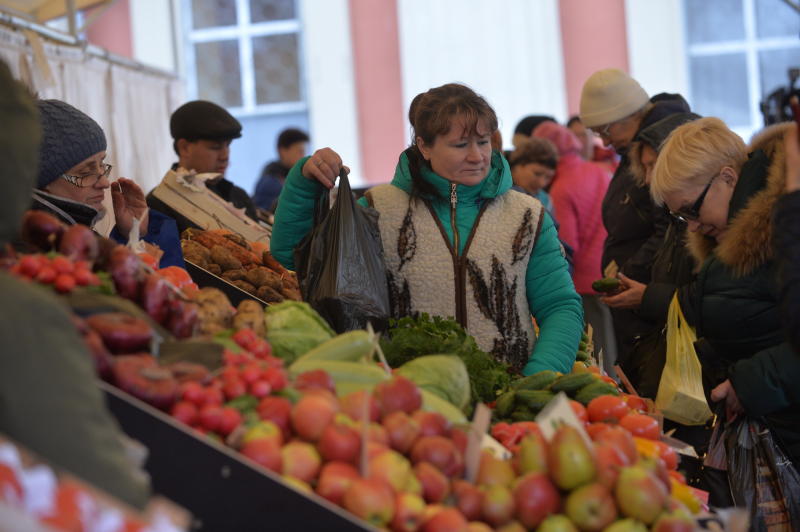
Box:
[450,183,460,255]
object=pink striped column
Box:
[85,0,134,58]
[348,0,406,184]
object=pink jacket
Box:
[549,153,610,294]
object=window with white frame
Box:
[182,0,305,116]
[683,0,799,138]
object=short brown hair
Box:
[410,83,498,148]
[509,138,559,170]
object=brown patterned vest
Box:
[367,185,545,372]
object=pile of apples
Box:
[177,356,698,532]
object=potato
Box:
[245,267,283,291]
[222,269,247,282]
[233,300,265,335]
[206,263,222,276]
[194,287,234,335]
[257,285,285,303]
[210,245,242,271]
[231,280,257,295]
[181,240,211,262]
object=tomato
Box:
[223,378,247,400]
[249,338,273,359]
[491,422,513,443]
[586,422,613,440]
[72,268,92,286]
[263,367,288,391]
[513,421,542,438]
[158,265,193,288]
[668,470,686,484]
[619,412,660,440]
[53,273,76,293]
[171,401,198,426]
[569,400,589,423]
[250,379,272,398]
[180,381,206,407]
[656,440,679,470]
[199,404,224,432]
[51,256,74,274]
[622,394,648,412]
[18,255,41,277]
[217,407,243,436]
[600,375,618,386]
[232,328,258,350]
[137,252,159,269]
[36,265,57,284]
[240,363,263,385]
[587,395,630,423]
[203,385,225,406]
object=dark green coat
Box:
[680,124,800,464]
[0,61,149,508]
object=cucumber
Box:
[515,390,555,411]
[494,391,516,418]
[578,340,588,352]
[550,373,596,394]
[511,410,538,422]
[592,277,621,293]
[575,349,590,362]
[575,381,619,405]
[511,370,559,391]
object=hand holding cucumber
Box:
[598,273,646,309]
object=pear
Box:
[515,432,549,475]
[547,425,595,490]
[614,466,669,525]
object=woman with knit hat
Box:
[578,68,679,370]
[531,121,615,370]
[31,100,183,267]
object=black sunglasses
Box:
[669,175,717,223]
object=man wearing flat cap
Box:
[147,100,258,233]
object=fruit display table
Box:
[101,382,371,532]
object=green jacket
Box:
[272,151,583,375]
[0,60,149,508]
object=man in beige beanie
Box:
[579,68,683,378]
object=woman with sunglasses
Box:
[31,100,182,267]
[651,117,800,470]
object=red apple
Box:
[594,426,637,465]
[481,484,514,527]
[651,511,695,532]
[317,422,361,464]
[170,401,198,426]
[369,449,415,493]
[422,507,469,532]
[374,376,422,418]
[413,461,450,503]
[450,426,469,455]
[241,438,282,473]
[512,472,560,529]
[412,411,451,437]
[466,523,493,532]
[198,404,223,432]
[565,482,617,531]
[452,479,484,521]
[594,441,626,489]
[615,466,668,525]
[410,436,464,477]
[340,389,380,423]
[343,478,395,527]
[367,422,390,446]
[281,441,322,483]
[316,461,360,506]
[383,411,422,454]
[290,393,338,442]
[390,492,426,532]
[257,396,293,440]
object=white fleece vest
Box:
[368,185,544,371]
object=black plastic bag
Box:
[293,170,390,333]
[724,416,800,531]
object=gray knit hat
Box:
[36,100,106,188]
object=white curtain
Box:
[0,24,183,235]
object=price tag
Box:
[464,404,492,483]
[535,392,592,449]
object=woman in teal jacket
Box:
[272,84,583,375]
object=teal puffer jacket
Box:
[271,151,584,375]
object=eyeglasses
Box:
[669,175,717,223]
[61,163,113,188]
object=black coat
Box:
[774,190,800,354]
[679,125,800,466]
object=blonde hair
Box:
[650,117,747,205]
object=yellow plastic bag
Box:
[655,294,713,425]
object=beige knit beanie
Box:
[579,68,649,128]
